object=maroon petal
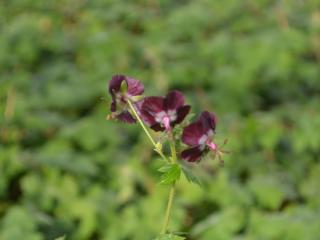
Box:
[142,96,165,115]
[173,105,191,125]
[126,77,144,96]
[140,109,157,126]
[109,75,125,95]
[150,123,165,132]
[109,75,144,97]
[116,111,136,124]
[182,120,206,146]
[134,99,153,125]
[109,75,126,113]
[199,111,217,133]
[164,90,185,111]
[181,146,204,162]
[133,100,144,115]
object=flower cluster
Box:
[108,75,226,163]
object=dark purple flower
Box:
[108,75,144,123]
[181,111,218,162]
[140,91,191,132]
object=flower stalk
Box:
[161,182,176,234]
[161,140,178,234]
[128,98,178,234]
[127,99,168,162]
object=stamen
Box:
[155,111,166,123]
[162,116,171,131]
[207,141,217,151]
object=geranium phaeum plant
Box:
[107,75,228,240]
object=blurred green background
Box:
[1,0,320,239]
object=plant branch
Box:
[128,99,178,235]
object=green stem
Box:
[160,140,178,234]
[169,140,177,164]
[161,182,176,234]
[127,99,168,162]
[128,99,178,234]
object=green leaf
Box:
[191,206,246,238]
[154,234,186,240]
[248,175,286,210]
[158,164,172,173]
[181,166,202,187]
[159,164,181,185]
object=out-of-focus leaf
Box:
[248,175,287,210]
[299,164,320,208]
[191,206,246,240]
[54,236,65,240]
[0,206,43,240]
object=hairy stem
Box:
[127,99,168,162]
[161,140,178,234]
[169,140,177,164]
[128,99,178,234]
[161,182,176,234]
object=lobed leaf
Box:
[159,164,181,185]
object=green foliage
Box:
[0,207,42,240]
[1,0,320,239]
[159,164,181,185]
[192,206,246,240]
[55,236,66,240]
[248,174,288,210]
[155,234,186,240]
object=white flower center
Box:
[155,110,177,123]
[168,110,177,121]
[198,130,215,145]
[207,129,214,137]
[198,135,208,145]
[155,111,166,123]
